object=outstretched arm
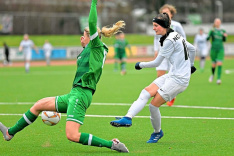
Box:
[135,55,165,70]
[89,0,98,37]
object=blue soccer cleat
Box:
[147,130,164,143]
[110,117,132,127]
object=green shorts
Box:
[210,49,224,63]
[114,52,126,60]
[55,86,93,125]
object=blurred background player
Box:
[19,34,38,73]
[0,0,128,153]
[194,28,209,72]
[3,42,11,66]
[43,40,53,66]
[154,4,186,106]
[113,32,131,75]
[207,18,227,85]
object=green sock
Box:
[8,110,38,136]
[79,133,112,148]
[217,66,222,79]
[114,62,118,71]
[121,62,126,71]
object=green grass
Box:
[0,60,234,155]
[1,34,234,47]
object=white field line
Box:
[0,102,234,110]
[0,113,233,120]
[225,69,234,74]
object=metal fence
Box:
[1,11,135,35]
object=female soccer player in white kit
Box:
[111,12,196,143]
[194,28,209,72]
[19,34,38,73]
[43,40,53,66]
[154,4,186,106]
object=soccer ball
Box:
[41,111,61,126]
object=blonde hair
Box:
[159,4,177,18]
[84,20,125,39]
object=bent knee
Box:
[66,131,81,142]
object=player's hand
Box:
[191,66,196,74]
[135,62,142,70]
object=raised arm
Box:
[89,0,98,37]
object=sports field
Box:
[0,59,234,156]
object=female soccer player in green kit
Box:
[113,32,131,75]
[0,0,129,153]
[207,18,227,85]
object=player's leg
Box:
[0,97,57,141]
[24,51,32,73]
[110,76,167,127]
[114,54,119,71]
[66,87,129,152]
[200,48,208,72]
[67,121,128,152]
[216,50,224,84]
[209,50,217,82]
[200,56,206,72]
[120,54,127,75]
[45,53,51,66]
[148,79,187,143]
[157,70,166,77]
[110,83,157,127]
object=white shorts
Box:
[24,51,32,61]
[156,58,170,71]
[198,48,208,57]
[153,74,187,102]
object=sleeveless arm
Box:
[89,0,98,38]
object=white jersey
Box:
[20,40,34,53]
[43,43,53,57]
[154,20,186,71]
[141,32,196,86]
[154,20,186,51]
[194,33,209,57]
[20,40,34,60]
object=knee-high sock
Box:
[8,110,38,136]
[114,61,118,70]
[25,62,30,72]
[79,133,112,148]
[212,67,216,75]
[200,57,205,69]
[121,61,126,71]
[126,89,151,118]
[149,104,161,133]
[217,65,222,79]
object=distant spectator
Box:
[3,42,11,66]
[43,40,53,66]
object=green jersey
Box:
[207,28,226,50]
[72,0,108,93]
[114,39,129,54]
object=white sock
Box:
[125,89,151,118]
[149,104,161,133]
[200,59,205,69]
[25,62,30,72]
